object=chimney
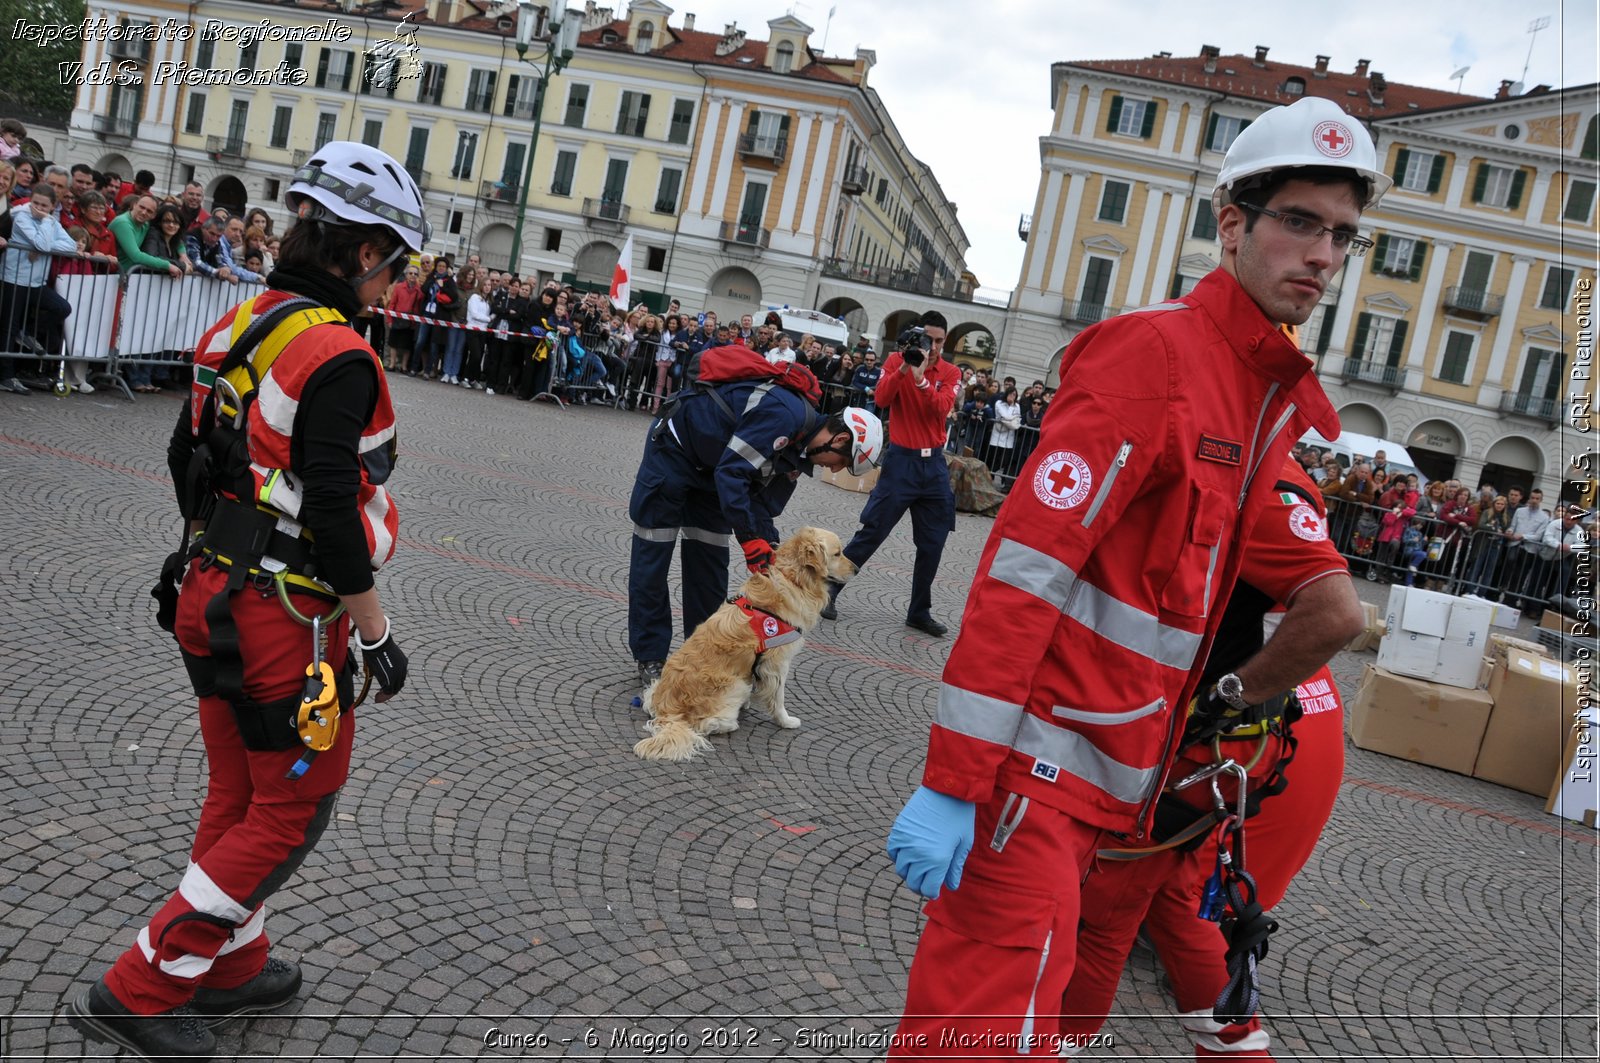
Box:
[716,21,746,56]
[1200,43,1220,74]
[1314,54,1329,77]
[1253,45,1269,67]
[1496,78,1514,99]
[683,12,694,31]
[1157,50,1171,58]
[1368,72,1386,106]
[1354,58,1370,78]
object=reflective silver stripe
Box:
[990,538,1200,670]
[764,630,803,647]
[727,434,766,470]
[1052,697,1164,726]
[1013,715,1159,804]
[743,381,776,415]
[1020,928,1052,1047]
[681,525,729,547]
[1128,301,1191,314]
[1067,580,1202,671]
[1201,541,1220,617]
[990,538,1078,610]
[1082,440,1132,530]
[633,524,679,542]
[936,684,1026,747]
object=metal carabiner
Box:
[275,571,346,628]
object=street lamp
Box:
[507,0,581,274]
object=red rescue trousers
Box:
[890,792,1103,1059]
[104,560,352,1014]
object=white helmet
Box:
[840,406,884,475]
[286,141,432,261]
[1212,96,1392,213]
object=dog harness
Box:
[728,595,802,654]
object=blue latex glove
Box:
[886,786,976,898]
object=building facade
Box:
[66,0,992,348]
[1004,46,1597,497]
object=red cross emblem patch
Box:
[1033,450,1093,511]
[1288,503,1327,542]
[763,616,779,637]
[1313,120,1354,159]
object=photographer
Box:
[822,310,961,636]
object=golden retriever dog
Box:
[634,527,855,761]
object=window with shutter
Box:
[1397,149,1437,192]
[1191,198,1216,240]
[1098,180,1130,223]
[1205,114,1246,152]
[1406,241,1427,282]
[1475,163,1517,208]
[1386,319,1409,366]
[1539,266,1574,311]
[1438,331,1472,384]
[564,84,589,127]
[1110,96,1150,138]
[1566,179,1597,223]
[551,150,577,196]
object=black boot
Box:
[70,977,216,1060]
[820,582,842,621]
[191,956,303,1026]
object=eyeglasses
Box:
[1238,204,1374,256]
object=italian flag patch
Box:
[1279,492,1300,505]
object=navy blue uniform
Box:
[627,380,821,662]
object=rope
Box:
[1213,863,1278,1026]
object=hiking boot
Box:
[637,659,664,689]
[70,977,216,1059]
[190,956,303,1026]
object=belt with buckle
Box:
[893,443,938,458]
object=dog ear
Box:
[802,532,827,577]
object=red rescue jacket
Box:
[924,269,1339,835]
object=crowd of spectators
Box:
[1291,441,1591,620]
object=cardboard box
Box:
[1488,633,1546,667]
[1377,586,1494,688]
[1546,709,1600,825]
[1540,610,1595,637]
[820,464,881,494]
[1348,665,1494,776]
[1474,653,1581,796]
[1463,594,1521,629]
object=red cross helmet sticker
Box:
[1033,450,1093,510]
[1288,503,1327,542]
[1313,120,1354,159]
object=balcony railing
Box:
[92,115,137,140]
[820,258,976,303]
[737,133,787,163]
[1340,358,1405,389]
[481,179,520,206]
[1062,298,1117,324]
[108,37,150,61]
[582,198,629,226]
[720,219,771,249]
[466,90,495,113]
[1442,286,1504,317]
[506,97,537,120]
[841,163,868,196]
[1018,214,1032,242]
[207,135,248,160]
[1500,391,1559,421]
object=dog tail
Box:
[633,718,713,762]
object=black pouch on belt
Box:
[181,649,355,752]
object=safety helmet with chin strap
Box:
[807,406,884,476]
[1212,96,1392,214]
[285,141,432,290]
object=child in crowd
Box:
[0,119,25,162]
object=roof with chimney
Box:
[579,17,853,83]
[1068,46,1484,118]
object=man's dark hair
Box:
[135,169,155,187]
[1232,166,1369,229]
[920,310,949,331]
[70,163,93,178]
[277,216,401,281]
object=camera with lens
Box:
[896,325,932,367]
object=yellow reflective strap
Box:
[259,467,282,505]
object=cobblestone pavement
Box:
[1,381,1595,1061]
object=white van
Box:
[768,307,851,349]
[1299,428,1427,487]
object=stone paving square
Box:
[0,380,1594,1060]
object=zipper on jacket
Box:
[1236,384,1279,509]
[1133,699,1183,840]
[990,793,1030,853]
[1082,440,1133,529]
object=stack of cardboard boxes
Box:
[1348,586,1593,823]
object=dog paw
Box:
[776,713,802,729]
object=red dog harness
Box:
[729,595,803,653]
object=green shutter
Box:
[316,48,329,88]
[746,110,760,134]
[1567,179,1596,222]
[1427,153,1446,193]
[1508,169,1527,210]
[1393,148,1410,186]
[1106,96,1123,133]
[1408,241,1427,282]
[1141,100,1158,139]
[1205,112,1219,150]
[1353,312,1371,357]
[1316,314,1333,354]
[1370,234,1389,274]
[1584,116,1598,160]
[1471,163,1488,203]
[1388,319,1409,365]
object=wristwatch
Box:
[1214,672,1251,711]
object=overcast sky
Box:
[665,0,1598,300]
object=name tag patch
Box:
[1031,759,1060,783]
[1197,435,1243,466]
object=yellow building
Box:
[68,0,972,329]
[1006,46,1598,495]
